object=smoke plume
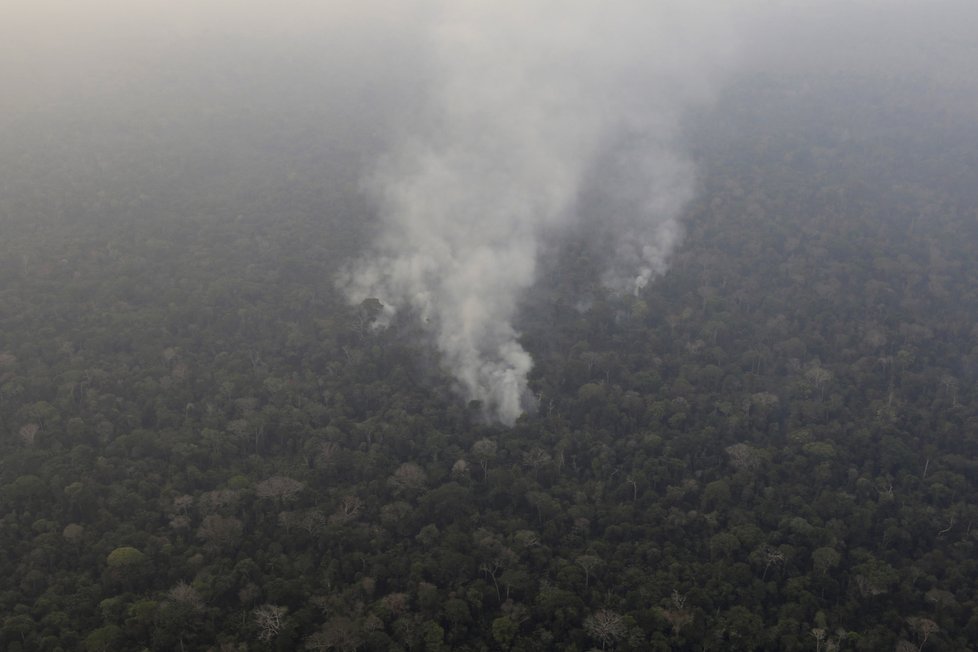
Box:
[343,1,739,424]
[4,0,962,425]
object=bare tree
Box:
[584,609,627,650]
[388,462,427,495]
[759,546,785,581]
[256,476,305,503]
[168,581,205,613]
[471,438,497,480]
[329,496,363,526]
[480,560,503,602]
[810,627,826,652]
[253,604,287,642]
[575,554,603,588]
[907,617,938,651]
[522,447,552,476]
[660,589,693,636]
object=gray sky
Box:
[3,1,974,154]
[6,1,974,116]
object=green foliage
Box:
[84,625,122,652]
[1,69,977,651]
[491,616,518,648]
[105,547,146,569]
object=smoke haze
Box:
[342,2,739,424]
[3,0,973,425]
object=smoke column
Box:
[343,1,738,424]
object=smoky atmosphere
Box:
[1,1,978,650]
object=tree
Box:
[197,514,243,550]
[584,609,627,650]
[812,547,841,576]
[906,617,938,651]
[17,423,39,447]
[167,581,205,613]
[575,554,603,588]
[388,462,427,495]
[805,364,833,400]
[305,615,363,651]
[255,476,305,509]
[84,625,123,652]
[253,604,287,642]
[522,447,552,477]
[810,627,826,652]
[491,616,518,649]
[2,615,36,647]
[471,439,498,480]
[105,546,148,584]
[329,496,362,526]
[725,443,762,473]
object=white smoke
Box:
[0,0,964,421]
[342,1,740,424]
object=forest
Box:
[3,18,978,652]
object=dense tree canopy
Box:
[2,71,977,650]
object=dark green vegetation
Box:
[2,73,978,651]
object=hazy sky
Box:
[3,0,974,424]
[5,0,975,115]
